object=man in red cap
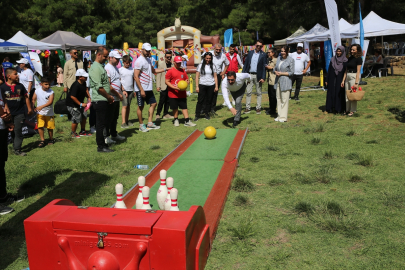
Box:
[165,56,196,127]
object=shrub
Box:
[228,217,256,240]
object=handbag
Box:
[346,89,365,101]
[54,92,69,114]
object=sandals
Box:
[48,139,56,145]
[38,141,46,148]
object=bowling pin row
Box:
[114,170,179,211]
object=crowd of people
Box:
[0,39,364,214]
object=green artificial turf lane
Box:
[134,129,238,210]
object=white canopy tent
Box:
[341,11,405,38]
[290,19,353,43]
[8,31,62,50]
[274,26,307,46]
[0,38,4,42]
[287,23,328,44]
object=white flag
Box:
[324,0,341,55]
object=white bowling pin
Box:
[114,183,127,209]
[169,188,179,211]
[164,177,174,210]
[157,170,168,210]
[136,176,146,209]
[141,186,152,210]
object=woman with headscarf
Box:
[325,46,348,114]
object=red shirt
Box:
[166,68,188,99]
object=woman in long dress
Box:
[56,63,63,87]
[325,46,347,114]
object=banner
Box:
[304,41,311,73]
[28,52,43,77]
[83,36,92,62]
[20,52,35,72]
[324,0,341,56]
[353,39,369,75]
[324,40,333,72]
[359,2,365,74]
[57,49,66,68]
[224,29,233,48]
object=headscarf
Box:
[331,45,348,75]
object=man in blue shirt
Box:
[242,39,267,114]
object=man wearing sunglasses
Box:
[156,51,174,121]
[63,49,83,93]
[242,39,267,114]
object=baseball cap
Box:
[16,58,29,64]
[142,43,152,51]
[75,69,89,77]
[174,56,182,63]
[181,55,189,61]
[109,51,122,59]
[297,43,304,48]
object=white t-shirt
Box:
[221,73,251,109]
[0,97,5,130]
[134,56,153,92]
[119,67,134,92]
[19,69,34,92]
[35,88,54,116]
[211,51,230,73]
[289,52,310,75]
[197,64,217,86]
[105,63,122,101]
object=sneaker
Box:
[279,119,286,123]
[90,126,96,133]
[112,134,126,141]
[174,119,180,127]
[222,102,227,106]
[205,114,211,120]
[127,122,134,126]
[0,193,25,204]
[121,123,129,129]
[139,124,149,132]
[97,147,114,153]
[105,137,116,144]
[184,120,197,127]
[274,118,279,122]
[244,109,251,114]
[256,109,261,115]
[163,114,174,119]
[0,205,14,215]
[147,123,161,130]
[14,150,27,156]
[85,131,92,136]
[71,132,81,138]
[194,116,199,122]
[79,131,88,136]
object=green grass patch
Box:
[232,177,255,192]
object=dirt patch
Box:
[348,242,363,251]
[276,208,291,215]
[271,229,290,244]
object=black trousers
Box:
[104,101,119,138]
[11,114,25,151]
[268,84,277,113]
[0,129,9,198]
[92,101,109,149]
[291,74,303,98]
[156,90,169,116]
[210,74,223,110]
[89,105,96,128]
[195,84,215,116]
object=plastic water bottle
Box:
[135,165,149,170]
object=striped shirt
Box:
[105,63,121,101]
[134,56,153,92]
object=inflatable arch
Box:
[157,18,201,67]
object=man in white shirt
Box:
[222,71,251,128]
[289,43,311,101]
[119,55,134,128]
[134,43,166,132]
[210,44,229,114]
[104,51,125,144]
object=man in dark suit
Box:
[242,39,267,114]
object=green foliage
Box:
[232,177,255,192]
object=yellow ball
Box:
[204,126,217,140]
[177,80,188,91]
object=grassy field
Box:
[1,69,405,270]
